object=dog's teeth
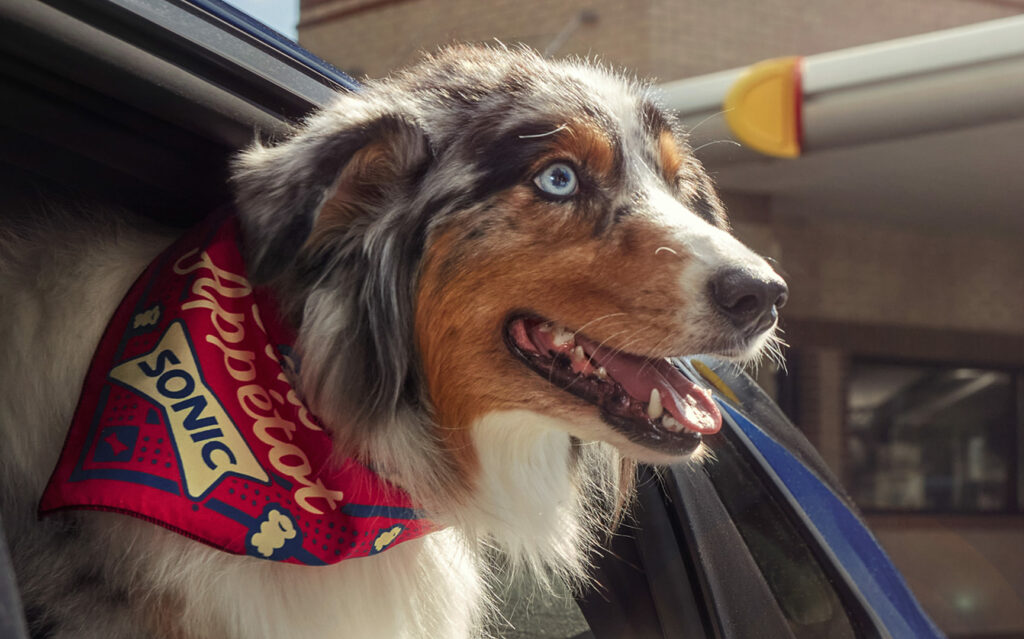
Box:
[539,322,553,333]
[571,345,586,363]
[647,388,664,420]
[596,367,608,380]
[551,326,575,347]
[661,415,683,432]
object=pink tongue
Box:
[591,345,721,434]
[525,324,721,434]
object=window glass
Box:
[224,0,299,40]
[847,362,1016,512]
[704,430,864,639]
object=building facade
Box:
[298,0,1019,80]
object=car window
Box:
[699,427,864,638]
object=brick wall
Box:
[768,217,1024,335]
[298,0,1020,80]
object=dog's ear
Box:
[231,97,431,283]
[231,95,438,429]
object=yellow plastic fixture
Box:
[724,56,803,158]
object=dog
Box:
[0,45,786,638]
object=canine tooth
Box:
[596,367,608,380]
[647,388,664,420]
[552,326,575,347]
[661,415,683,432]
[571,346,586,362]
[539,322,553,333]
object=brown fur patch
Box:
[307,141,396,249]
[415,185,696,469]
[613,457,637,528]
[659,130,684,185]
[555,123,617,179]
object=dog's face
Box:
[233,46,786,471]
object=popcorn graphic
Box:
[132,305,161,329]
[371,524,405,555]
[250,508,297,558]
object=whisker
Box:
[602,333,651,367]
[553,328,632,391]
[692,139,742,154]
[592,329,634,359]
[635,332,674,377]
[571,313,627,338]
[686,108,732,134]
[518,123,569,139]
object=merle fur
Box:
[231,46,726,441]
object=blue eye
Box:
[533,162,578,198]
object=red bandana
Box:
[40,212,430,565]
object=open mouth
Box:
[503,314,722,455]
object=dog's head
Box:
[232,45,786,476]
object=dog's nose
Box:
[709,268,788,335]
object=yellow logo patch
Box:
[110,321,268,499]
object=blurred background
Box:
[227,2,1024,637]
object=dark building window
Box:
[846,360,1020,513]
